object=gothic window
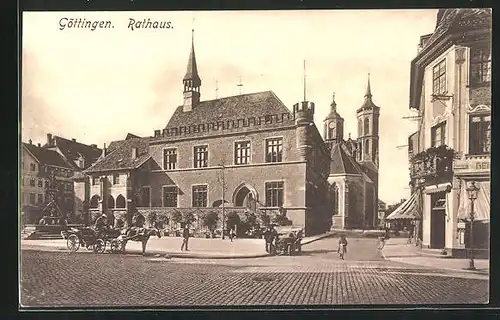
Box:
[116,195,126,208]
[194,146,208,168]
[192,185,207,207]
[107,195,115,209]
[112,174,120,185]
[234,141,251,165]
[365,140,370,155]
[265,138,283,163]
[358,119,362,136]
[469,114,491,155]
[30,178,36,187]
[432,59,447,95]
[265,181,284,207]
[37,194,43,204]
[470,47,491,85]
[164,186,178,207]
[431,122,446,147]
[163,148,177,170]
[364,118,370,135]
[90,195,100,208]
[332,183,339,216]
[38,179,43,188]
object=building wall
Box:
[417,40,490,252]
[21,148,45,206]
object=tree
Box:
[156,213,169,229]
[182,211,196,226]
[147,211,157,228]
[226,211,241,231]
[259,212,271,227]
[202,211,219,238]
[171,211,183,227]
[272,214,292,226]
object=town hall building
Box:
[76,34,380,236]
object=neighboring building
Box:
[43,134,102,171]
[407,9,491,256]
[324,78,380,230]
[21,140,74,223]
[77,34,379,236]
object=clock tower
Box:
[323,93,344,146]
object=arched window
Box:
[107,195,115,209]
[358,119,362,136]
[332,183,339,216]
[364,118,370,135]
[116,194,126,208]
[365,140,370,154]
[90,195,100,208]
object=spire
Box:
[330,92,337,111]
[183,29,201,87]
[364,73,372,99]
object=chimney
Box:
[131,147,138,159]
[29,139,32,145]
[37,143,41,147]
[47,133,52,145]
[72,138,76,142]
[90,144,97,148]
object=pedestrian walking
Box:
[181,224,190,251]
[338,234,348,260]
[264,225,278,254]
[229,228,237,242]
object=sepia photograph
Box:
[19,8,491,308]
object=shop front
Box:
[385,189,422,241]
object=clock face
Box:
[329,122,335,129]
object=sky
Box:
[22,10,438,205]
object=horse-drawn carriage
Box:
[61,226,161,255]
[273,226,303,256]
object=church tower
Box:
[183,30,201,112]
[323,93,344,147]
[356,74,380,168]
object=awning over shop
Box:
[423,182,452,194]
[457,180,490,221]
[385,190,422,220]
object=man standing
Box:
[94,214,108,238]
[181,224,190,251]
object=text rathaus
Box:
[75,34,381,236]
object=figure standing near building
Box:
[181,224,190,251]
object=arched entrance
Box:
[232,183,258,210]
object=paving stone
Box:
[20,249,488,307]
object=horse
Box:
[119,227,162,255]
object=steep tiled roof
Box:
[329,143,373,184]
[329,143,361,175]
[23,143,73,169]
[84,138,151,173]
[47,136,102,169]
[165,91,293,129]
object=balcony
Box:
[409,145,456,184]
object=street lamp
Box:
[465,180,479,271]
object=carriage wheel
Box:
[67,235,80,252]
[110,240,122,254]
[94,239,106,254]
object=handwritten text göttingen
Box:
[58,18,173,31]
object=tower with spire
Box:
[183,30,201,112]
[323,92,344,146]
[356,74,380,168]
